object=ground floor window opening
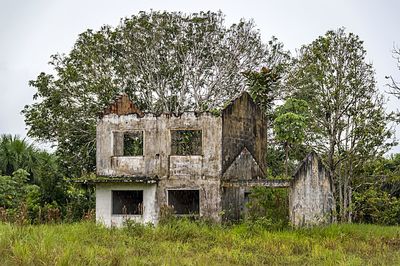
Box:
[168,189,200,215]
[112,190,143,215]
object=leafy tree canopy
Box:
[286,28,394,221]
[23,11,287,177]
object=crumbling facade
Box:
[92,92,333,227]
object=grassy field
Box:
[0,220,399,265]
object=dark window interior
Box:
[112,190,143,215]
[243,192,251,212]
[171,130,202,155]
[168,190,199,215]
[123,131,143,156]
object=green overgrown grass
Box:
[0,220,399,265]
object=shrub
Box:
[246,186,289,230]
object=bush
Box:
[353,187,400,225]
[246,186,289,230]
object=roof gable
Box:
[222,147,265,180]
[100,93,144,118]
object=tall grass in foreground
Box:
[0,220,399,265]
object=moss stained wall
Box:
[221,92,266,175]
[289,152,334,227]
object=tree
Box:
[0,135,67,205]
[386,47,400,98]
[23,11,284,177]
[0,134,37,178]
[286,28,394,222]
[273,98,308,177]
[243,38,291,116]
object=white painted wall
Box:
[96,183,157,227]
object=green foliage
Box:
[246,187,289,229]
[123,132,143,156]
[244,66,280,114]
[274,113,307,145]
[171,130,202,155]
[243,38,290,116]
[0,135,37,177]
[275,98,309,117]
[0,135,94,224]
[287,28,394,221]
[273,98,309,176]
[353,187,400,225]
[0,170,30,209]
[23,10,278,176]
[351,154,400,225]
[0,222,399,265]
[64,185,95,222]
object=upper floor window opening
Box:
[171,130,202,156]
[113,131,144,156]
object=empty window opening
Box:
[168,190,199,215]
[171,130,202,155]
[112,190,143,215]
[123,131,143,156]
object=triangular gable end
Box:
[221,91,267,174]
[100,93,144,118]
[221,91,258,114]
[222,147,265,180]
[293,151,328,180]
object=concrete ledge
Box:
[222,179,291,188]
[70,175,159,184]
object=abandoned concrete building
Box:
[91,92,334,227]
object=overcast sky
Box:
[1,0,400,152]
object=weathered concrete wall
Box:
[96,112,222,179]
[157,179,221,222]
[96,183,157,227]
[221,147,265,220]
[222,147,264,180]
[289,152,334,227]
[221,187,248,221]
[169,155,203,179]
[220,93,266,220]
[221,92,266,175]
[96,111,223,223]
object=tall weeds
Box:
[0,221,399,265]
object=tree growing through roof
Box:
[23,11,287,177]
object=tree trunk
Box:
[328,134,337,222]
[338,166,343,221]
[348,186,352,223]
[343,175,348,222]
[285,142,289,177]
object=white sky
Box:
[1,0,400,152]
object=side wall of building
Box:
[289,153,334,227]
